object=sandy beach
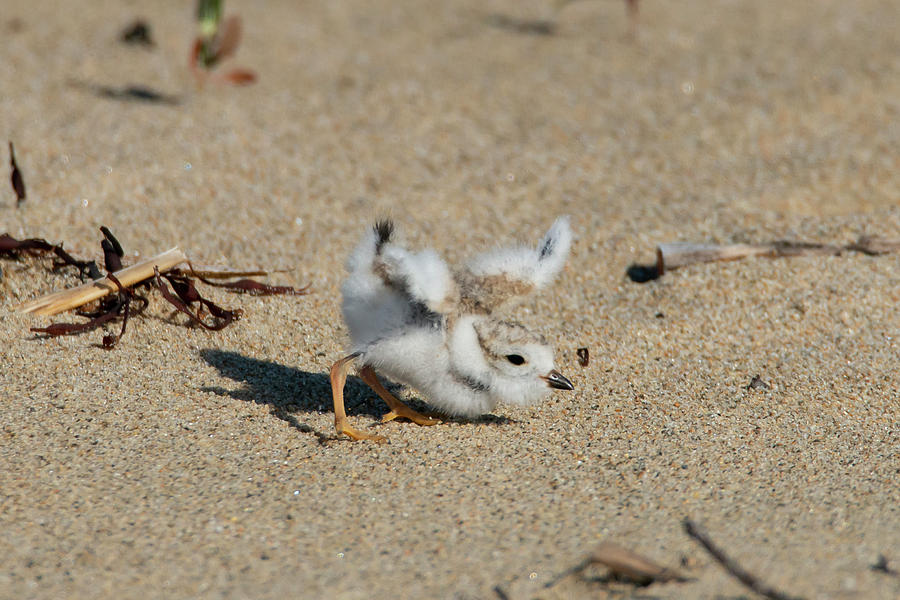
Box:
[2,1,899,598]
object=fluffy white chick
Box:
[330,217,574,442]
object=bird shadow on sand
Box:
[199,349,515,443]
[200,349,377,443]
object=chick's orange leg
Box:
[330,354,386,442]
[358,366,441,426]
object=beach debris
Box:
[18,245,187,316]
[489,0,640,37]
[96,84,180,105]
[154,267,242,330]
[120,19,155,46]
[11,227,309,347]
[9,141,26,206]
[746,375,770,391]
[871,554,898,577]
[485,14,556,36]
[184,268,311,296]
[544,541,690,590]
[190,0,257,85]
[625,0,640,36]
[683,518,806,600]
[100,226,124,272]
[576,347,590,367]
[67,80,181,105]
[31,272,144,349]
[1,233,102,280]
[628,236,900,282]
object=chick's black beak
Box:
[542,370,574,391]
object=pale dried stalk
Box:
[186,265,267,279]
[655,236,900,274]
[544,541,689,589]
[16,247,187,316]
[586,542,688,584]
[656,243,776,273]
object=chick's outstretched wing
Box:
[458,216,572,314]
[376,244,459,315]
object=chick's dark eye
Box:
[506,354,526,366]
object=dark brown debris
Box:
[193,275,310,295]
[154,267,243,331]
[871,554,898,577]
[0,233,101,280]
[94,84,181,105]
[576,347,589,367]
[120,19,155,46]
[746,375,770,391]
[100,226,125,272]
[9,141,26,205]
[485,14,556,36]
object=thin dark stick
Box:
[683,519,805,600]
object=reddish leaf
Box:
[222,69,257,85]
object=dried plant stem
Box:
[16,247,187,316]
[656,236,900,275]
[185,265,268,279]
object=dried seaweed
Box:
[10,227,305,348]
[187,266,310,296]
[100,226,124,272]
[31,273,140,349]
[0,233,101,280]
[154,267,242,330]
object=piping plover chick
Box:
[330,216,575,442]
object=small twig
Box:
[182,266,269,279]
[683,519,805,600]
